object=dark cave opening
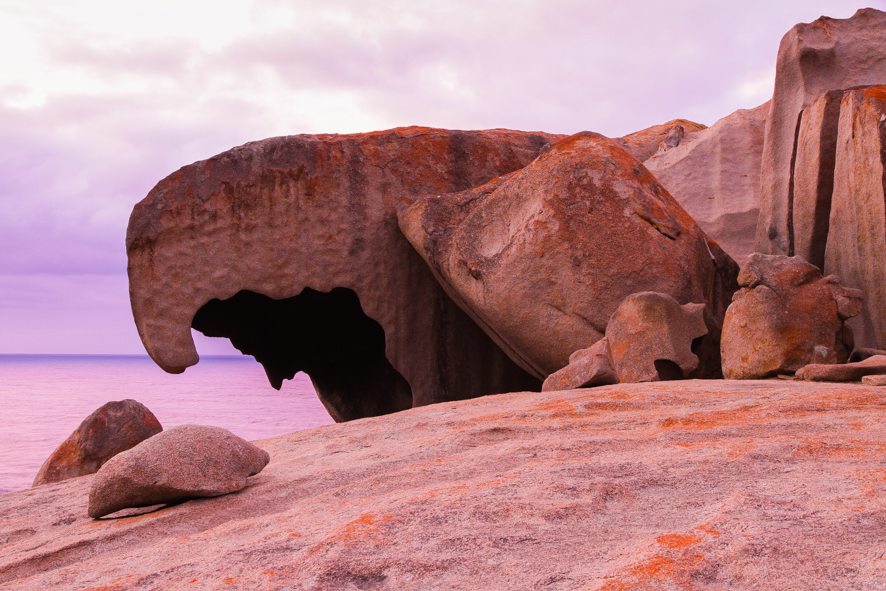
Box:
[191,287,413,422]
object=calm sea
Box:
[0,355,333,494]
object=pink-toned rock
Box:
[399,132,738,379]
[1,381,883,589]
[756,8,886,256]
[541,338,616,391]
[32,399,161,487]
[824,86,886,350]
[796,355,886,382]
[88,425,270,518]
[862,374,886,386]
[617,118,707,161]
[127,127,557,420]
[721,254,863,379]
[645,102,768,264]
[606,292,708,383]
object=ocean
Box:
[0,355,333,494]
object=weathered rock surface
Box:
[645,102,768,264]
[399,132,738,378]
[606,292,708,383]
[32,399,161,487]
[796,355,886,383]
[862,374,886,386]
[1,381,883,590]
[721,254,863,379]
[617,118,707,161]
[127,127,557,420]
[756,7,886,256]
[541,338,616,391]
[88,425,270,519]
[824,86,886,350]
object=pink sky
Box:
[0,0,880,355]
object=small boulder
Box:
[88,425,270,518]
[541,338,617,391]
[861,374,886,386]
[721,254,864,379]
[795,355,886,382]
[605,292,708,383]
[33,399,161,487]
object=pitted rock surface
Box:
[88,425,270,518]
[399,132,738,378]
[32,399,161,487]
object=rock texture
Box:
[541,338,617,392]
[1,381,884,590]
[617,118,707,162]
[796,355,886,383]
[645,102,768,264]
[32,400,161,487]
[605,292,708,383]
[399,132,738,378]
[88,425,270,519]
[756,7,886,256]
[824,86,886,350]
[721,254,863,379]
[127,127,558,420]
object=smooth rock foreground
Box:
[1,381,883,590]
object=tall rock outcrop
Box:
[644,103,768,264]
[755,8,886,257]
[824,86,886,349]
[127,127,557,421]
[398,132,738,379]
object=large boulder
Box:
[398,132,739,379]
[88,425,270,518]
[824,86,886,349]
[127,127,558,421]
[755,8,886,256]
[721,254,863,379]
[32,400,161,487]
[644,102,769,264]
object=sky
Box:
[0,0,880,356]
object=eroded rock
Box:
[796,355,886,382]
[88,425,269,518]
[127,127,556,420]
[33,400,161,487]
[605,292,708,383]
[541,338,616,391]
[721,254,863,379]
[756,8,886,256]
[399,132,738,378]
[645,102,768,264]
[617,118,707,161]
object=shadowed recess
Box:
[191,288,412,422]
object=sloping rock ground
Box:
[1,381,883,590]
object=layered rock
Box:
[645,102,769,264]
[88,425,270,518]
[721,254,863,379]
[32,400,161,487]
[756,8,886,256]
[399,132,738,379]
[824,87,886,349]
[127,127,557,420]
[1,381,884,590]
[796,355,886,383]
[617,118,707,161]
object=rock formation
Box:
[644,102,769,264]
[399,132,738,379]
[541,338,616,391]
[88,425,270,518]
[617,118,707,161]
[127,127,558,421]
[721,254,863,379]
[862,374,886,386]
[824,86,886,350]
[32,399,161,487]
[756,8,886,256]
[795,355,886,383]
[605,292,708,383]
[2,381,884,589]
